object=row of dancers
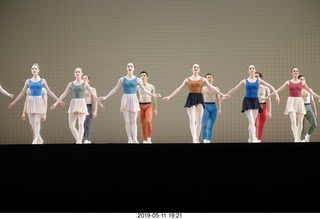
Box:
[163,64,319,143]
[1,63,319,144]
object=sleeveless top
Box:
[71,82,85,98]
[289,80,302,97]
[123,76,137,94]
[29,79,42,96]
[245,79,259,98]
[188,78,204,93]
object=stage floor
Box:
[1,143,319,212]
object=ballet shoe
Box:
[38,138,44,144]
[305,134,311,142]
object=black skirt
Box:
[184,93,204,108]
[241,97,263,113]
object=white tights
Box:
[245,109,259,143]
[28,113,42,144]
[69,112,87,144]
[187,104,203,143]
[123,110,139,143]
[288,112,304,142]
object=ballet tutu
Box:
[184,93,204,108]
[241,97,263,113]
[68,98,89,114]
[284,96,306,115]
[120,94,140,113]
[26,96,46,114]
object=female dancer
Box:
[22,88,47,144]
[201,72,222,143]
[298,75,317,142]
[50,67,105,144]
[222,65,279,143]
[264,68,320,142]
[8,63,63,144]
[163,64,228,143]
[100,63,161,144]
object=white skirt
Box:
[68,98,89,114]
[26,96,46,114]
[120,94,140,113]
[284,96,306,115]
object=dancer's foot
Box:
[38,137,44,144]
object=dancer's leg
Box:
[202,104,210,142]
[28,113,42,144]
[139,105,147,142]
[145,104,153,142]
[288,112,299,142]
[245,109,259,143]
[77,114,87,144]
[69,113,80,143]
[195,104,204,143]
[296,113,304,142]
[123,110,135,143]
[187,106,198,143]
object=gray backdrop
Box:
[0,0,319,144]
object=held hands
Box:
[222,93,230,100]
[220,95,229,102]
[219,92,231,102]
[92,96,106,110]
[162,96,170,101]
[261,95,280,104]
[273,92,280,104]
[99,96,106,101]
[59,101,65,107]
[261,95,270,102]
[50,102,58,110]
[51,101,65,110]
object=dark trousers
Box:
[84,104,93,141]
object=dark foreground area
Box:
[0,142,319,213]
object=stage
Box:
[0,143,319,213]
